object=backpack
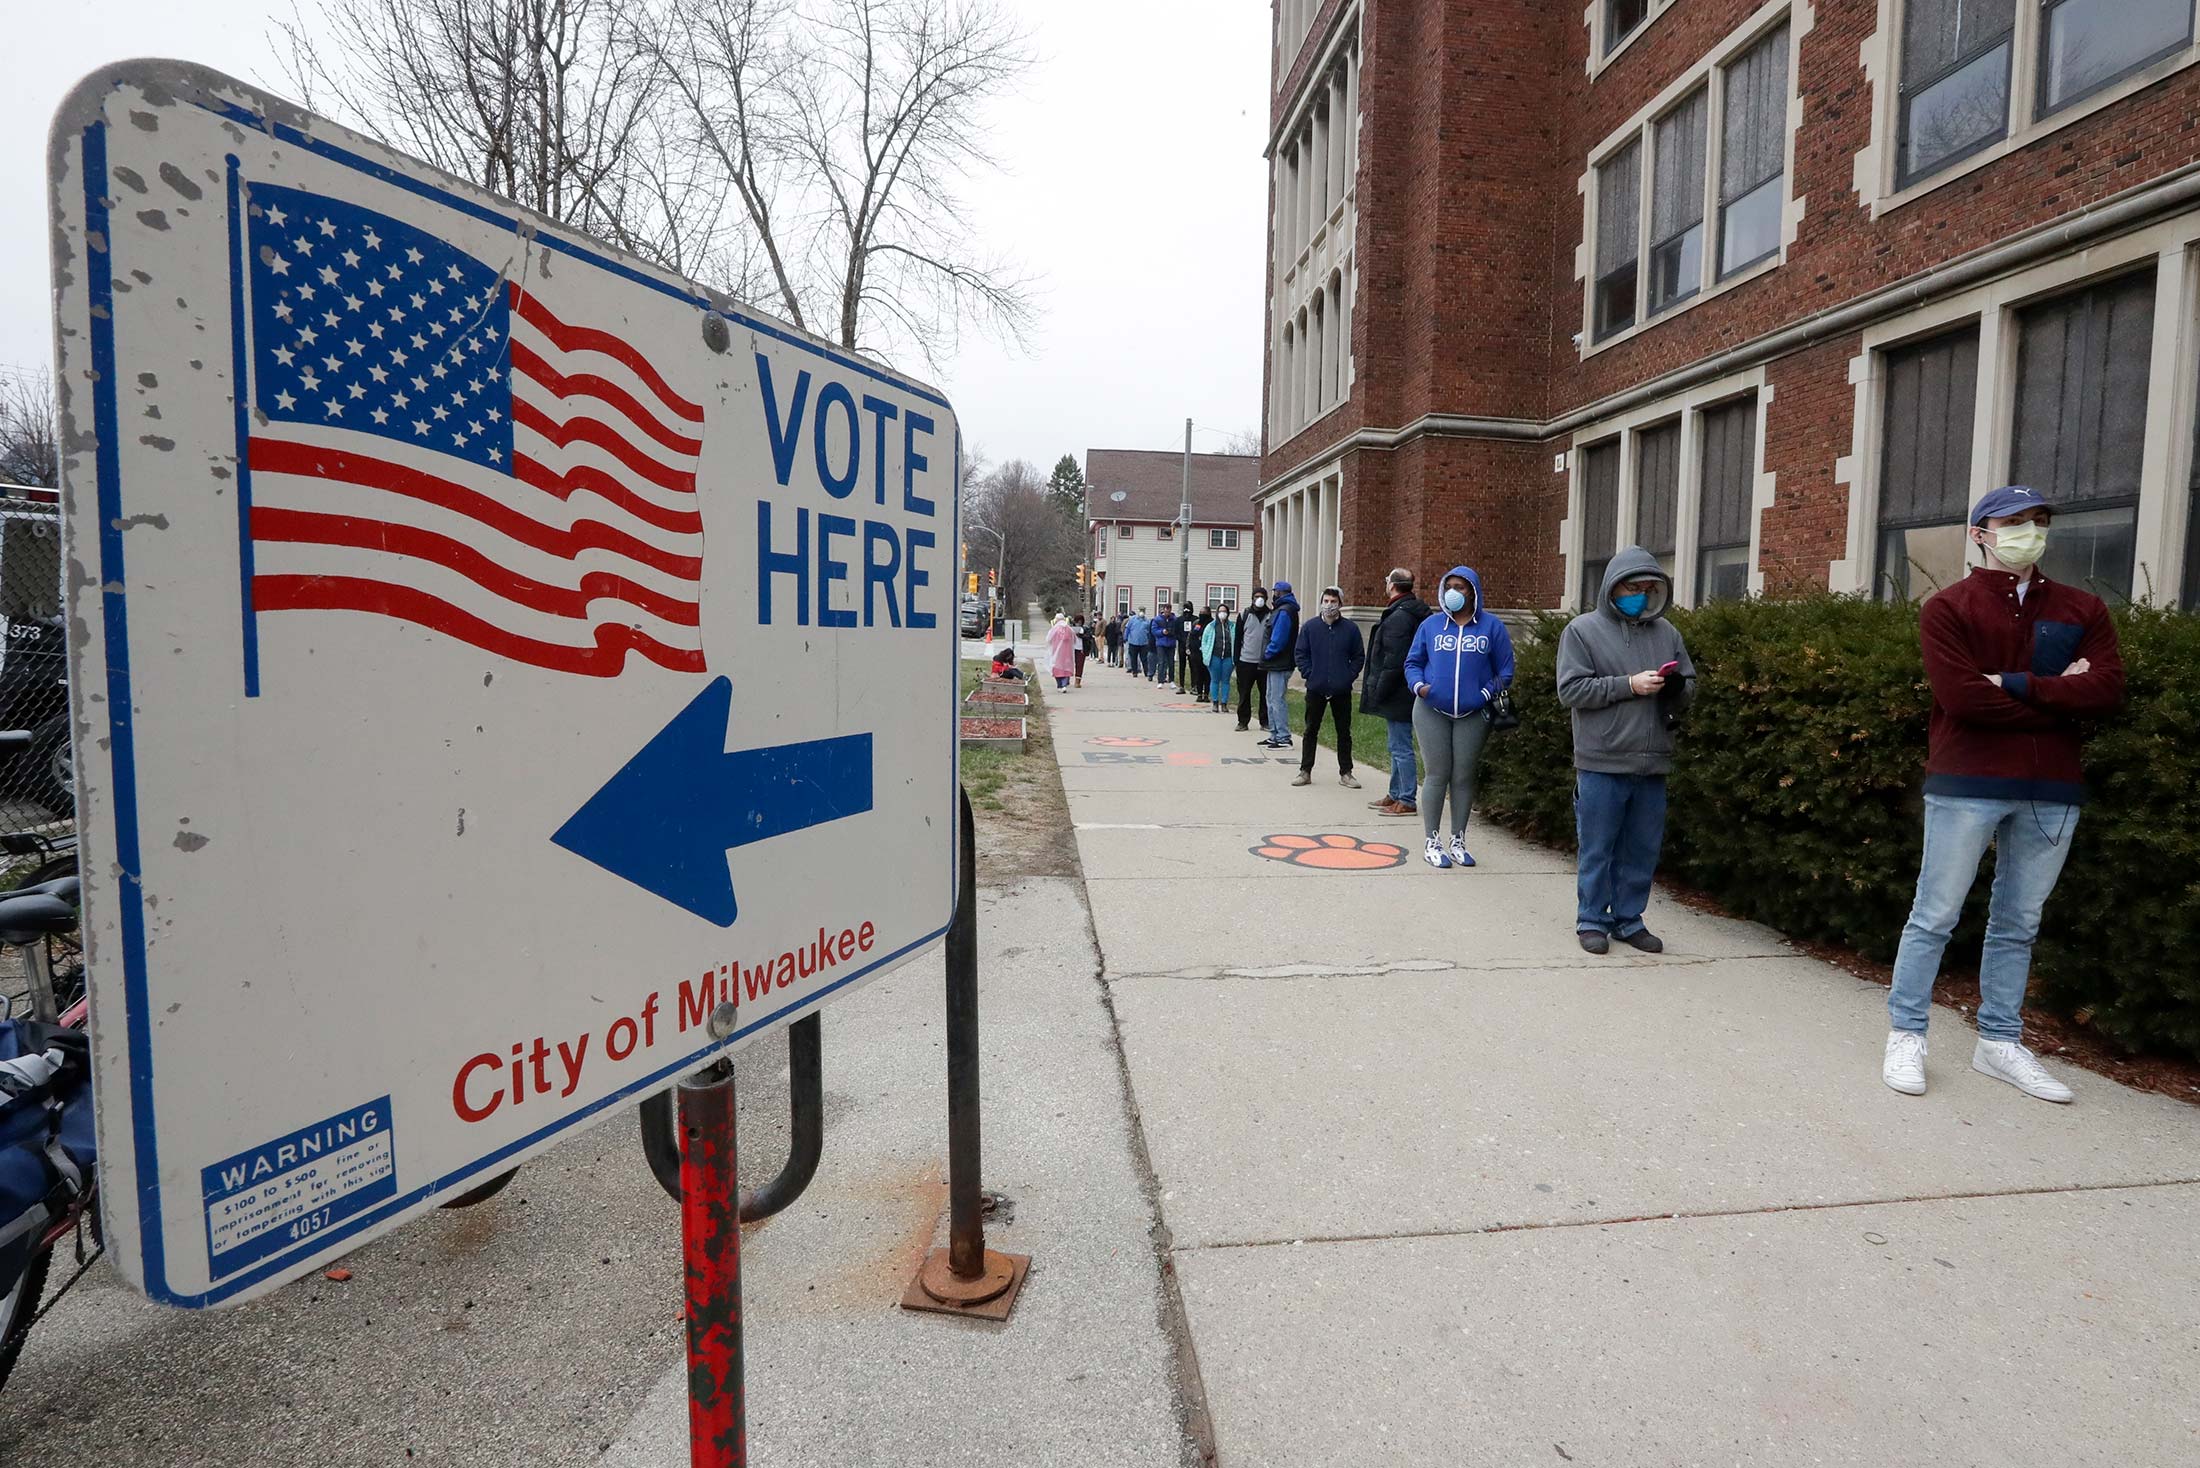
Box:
[0,1020,94,1300]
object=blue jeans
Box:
[1386,718,1417,803]
[1151,647,1171,681]
[1207,656,1234,704]
[1575,772,1666,937]
[1264,669,1292,741]
[1888,794,2079,1043]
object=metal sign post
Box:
[47,62,959,1326]
[679,1050,744,1467]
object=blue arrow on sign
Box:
[552,676,875,926]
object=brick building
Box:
[1085,450,1259,619]
[1263,0,2200,615]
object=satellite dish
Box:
[1109,491,1127,503]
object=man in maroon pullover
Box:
[1882,486,2124,1103]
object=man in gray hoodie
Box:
[1555,547,1697,955]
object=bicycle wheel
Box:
[0,1245,52,1394]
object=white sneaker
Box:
[1972,1039,2074,1104]
[1423,836,1451,870]
[1882,1031,1927,1096]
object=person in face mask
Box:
[1403,567,1513,867]
[1290,586,1365,787]
[1555,547,1696,954]
[1879,485,2124,1105]
[1235,588,1272,731]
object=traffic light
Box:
[988,568,997,587]
[1074,564,1087,587]
[967,572,979,594]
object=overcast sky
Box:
[3,0,1270,475]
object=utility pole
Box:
[1177,417,1192,608]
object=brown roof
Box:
[1085,449,1257,529]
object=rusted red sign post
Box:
[680,1059,745,1467]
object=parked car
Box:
[960,595,986,638]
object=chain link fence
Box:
[0,491,71,845]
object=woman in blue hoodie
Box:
[1403,566,1515,869]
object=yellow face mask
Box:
[1987,522,2048,570]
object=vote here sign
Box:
[48,63,959,1307]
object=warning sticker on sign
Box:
[201,1098,398,1280]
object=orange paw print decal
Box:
[1250,834,1408,870]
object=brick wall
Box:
[1265,0,2200,607]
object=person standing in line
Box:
[1202,604,1237,715]
[1235,588,1271,731]
[1405,566,1514,869]
[1046,613,1078,692]
[1258,581,1301,749]
[1190,606,1213,702]
[1880,487,2124,1104]
[1360,568,1431,818]
[1104,611,1124,668]
[1292,587,1365,788]
[1174,602,1198,694]
[1150,603,1176,685]
[1125,607,1151,677]
[1556,548,1695,955]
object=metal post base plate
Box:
[900,1247,1031,1322]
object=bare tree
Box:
[275,0,731,278]
[0,370,58,490]
[964,457,1079,613]
[1220,427,1264,457]
[646,0,1037,362]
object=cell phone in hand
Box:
[1657,660,1680,678]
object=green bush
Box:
[1477,596,2200,1060]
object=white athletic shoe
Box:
[1882,1031,1927,1096]
[1972,1039,2074,1104]
[1447,835,1475,869]
[1423,836,1451,870]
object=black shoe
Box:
[1619,929,1664,954]
[1235,722,1250,731]
[1577,930,1610,955]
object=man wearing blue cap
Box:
[1881,485,2124,1104]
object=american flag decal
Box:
[242,183,706,678]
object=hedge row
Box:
[1475,596,2200,1061]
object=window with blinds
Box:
[1719,25,1789,278]
[1594,144,1642,340]
[2010,269,2155,601]
[1649,91,1708,315]
[1897,0,2014,187]
[1579,440,1622,607]
[1876,326,1980,601]
[1634,420,1681,576]
[1696,398,1757,602]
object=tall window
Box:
[1594,143,1641,340]
[1579,440,1622,606]
[1877,326,1980,601]
[1696,398,1757,601]
[1897,0,2015,187]
[1154,587,1172,612]
[1116,586,1132,616]
[2010,269,2155,601]
[2039,0,2193,117]
[2185,391,2200,610]
[1635,420,1681,577]
[1649,92,1708,315]
[1208,529,1241,549]
[1718,25,1790,278]
[1607,0,1652,55]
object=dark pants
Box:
[1575,772,1667,938]
[1151,646,1171,681]
[1300,691,1353,774]
[1190,652,1209,700]
[1074,649,1088,679]
[1237,663,1268,726]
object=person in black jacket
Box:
[1234,587,1271,730]
[1292,586,1365,788]
[1359,568,1430,816]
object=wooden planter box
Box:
[965,687,1030,707]
[959,715,1028,750]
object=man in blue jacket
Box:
[1258,581,1302,747]
[1292,586,1365,787]
[1150,602,1176,684]
[1123,607,1151,678]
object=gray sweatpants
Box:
[1413,700,1492,841]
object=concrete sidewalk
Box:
[1051,659,2200,1466]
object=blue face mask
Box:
[1441,588,1468,614]
[1614,592,1650,618]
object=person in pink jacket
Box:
[1046,614,1077,690]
